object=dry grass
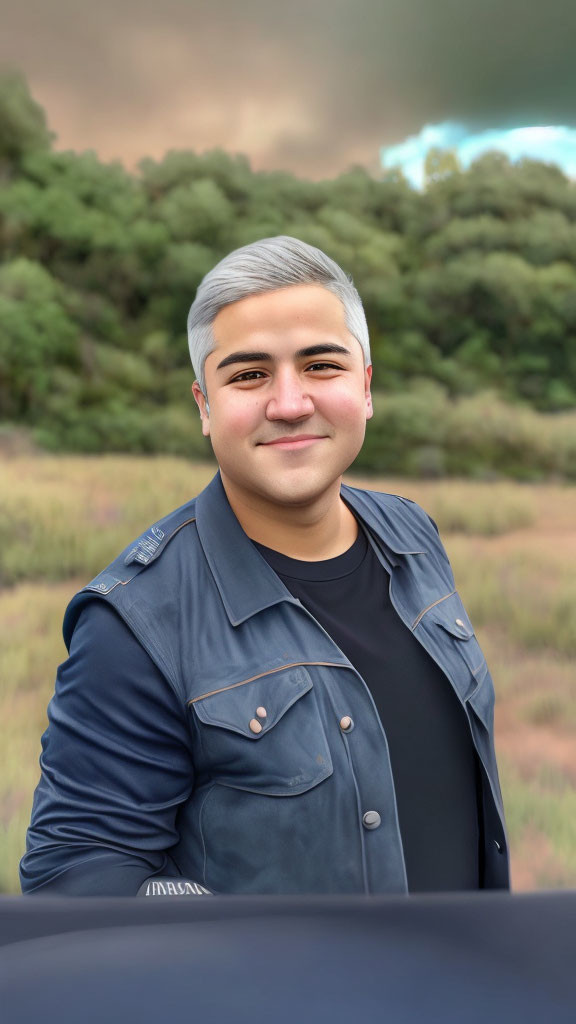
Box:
[1,455,575,893]
[0,581,76,892]
[0,455,216,586]
[416,481,537,536]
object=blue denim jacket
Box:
[24,471,509,894]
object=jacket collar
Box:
[195,471,426,627]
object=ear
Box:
[191,381,211,437]
[364,364,373,420]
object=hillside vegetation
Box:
[1,72,576,478]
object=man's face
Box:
[192,284,373,511]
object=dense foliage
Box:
[1,71,575,477]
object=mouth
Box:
[258,435,327,450]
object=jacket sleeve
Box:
[20,600,195,895]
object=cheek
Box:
[211,398,262,443]
[321,386,367,427]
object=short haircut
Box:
[187,235,371,398]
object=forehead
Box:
[211,284,353,351]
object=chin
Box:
[258,469,342,507]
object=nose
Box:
[265,368,315,421]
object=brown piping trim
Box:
[188,662,346,704]
[164,516,197,540]
[411,590,456,630]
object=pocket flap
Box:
[192,665,313,739]
[429,597,475,640]
[426,592,489,701]
[190,665,333,796]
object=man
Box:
[21,236,509,896]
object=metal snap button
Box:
[362,810,381,830]
[249,719,263,734]
[339,715,353,732]
[494,838,503,852]
[455,618,465,628]
[256,706,267,719]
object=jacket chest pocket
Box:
[429,593,495,730]
[189,665,333,796]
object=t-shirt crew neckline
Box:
[251,522,368,582]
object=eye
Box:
[306,362,343,372]
[230,370,267,383]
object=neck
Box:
[220,473,358,561]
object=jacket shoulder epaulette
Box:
[81,497,199,597]
[62,496,199,653]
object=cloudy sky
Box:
[1,0,575,178]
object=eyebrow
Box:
[215,343,352,371]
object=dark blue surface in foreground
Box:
[1,891,574,1023]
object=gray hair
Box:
[187,235,371,400]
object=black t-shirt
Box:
[253,523,481,892]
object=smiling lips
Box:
[259,435,326,449]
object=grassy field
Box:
[1,454,575,893]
